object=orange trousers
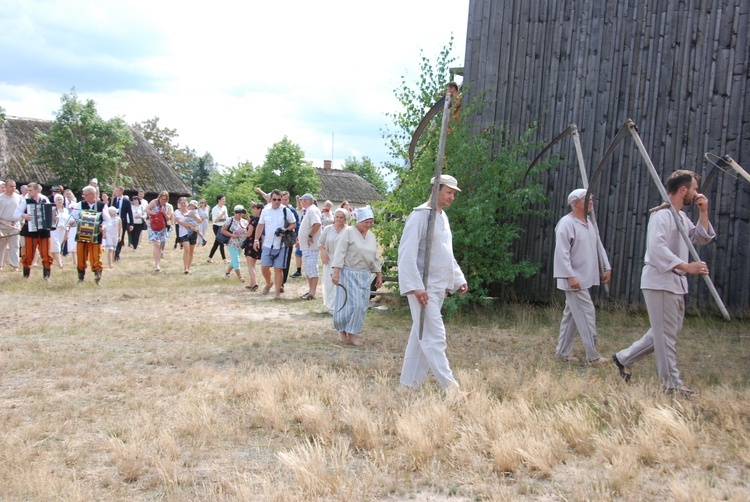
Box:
[76,241,103,272]
[22,236,53,269]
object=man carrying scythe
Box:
[397,174,469,396]
[398,84,469,398]
[613,170,715,396]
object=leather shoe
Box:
[612,354,631,382]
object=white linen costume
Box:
[318,223,347,310]
[398,204,466,390]
[50,206,70,253]
[331,223,381,335]
[615,208,715,389]
[553,212,611,362]
[0,191,22,268]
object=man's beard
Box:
[683,193,694,205]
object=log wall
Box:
[463,0,750,312]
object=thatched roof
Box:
[315,168,382,205]
[0,116,190,196]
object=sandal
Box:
[245,284,259,291]
[612,354,632,383]
[225,272,231,278]
[300,292,315,300]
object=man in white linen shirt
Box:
[613,170,715,396]
[297,193,322,300]
[553,188,612,365]
[254,188,297,298]
[0,179,22,270]
[398,174,469,396]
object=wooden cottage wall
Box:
[463,0,750,312]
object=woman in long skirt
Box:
[331,206,382,346]
[318,208,348,310]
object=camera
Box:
[274,227,286,237]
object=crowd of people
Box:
[1,168,716,398]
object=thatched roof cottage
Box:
[315,161,382,209]
[0,116,190,202]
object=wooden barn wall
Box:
[463,0,750,312]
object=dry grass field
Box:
[1,240,749,501]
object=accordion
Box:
[26,200,54,232]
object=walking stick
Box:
[418,90,452,340]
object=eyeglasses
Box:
[272,198,281,201]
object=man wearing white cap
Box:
[398,174,468,396]
[553,188,612,365]
[89,178,100,199]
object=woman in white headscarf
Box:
[331,206,382,346]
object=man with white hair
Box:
[0,179,22,271]
[297,193,322,300]
[398,174,469,396]
[69,185,110,285]
[553,188,612,365]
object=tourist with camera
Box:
[253,189,297,298]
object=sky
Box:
[1,0,469,170]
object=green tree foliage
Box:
[343,156,390,195]
[0,105,6,123]
[376,43,548,313]
[191,152,217,194]
[198,161,259,209]
[36,89,134,193]
[256,137,320,198]
[133,117,178,164]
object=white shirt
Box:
[13,194,51,220]
[69,200,112,224]
[257,205,296,249]
[212,204,228,225]
[553,213,611,291]
[298,204,322,251]
[332,225,381,272]
[641,209,716,294]
[0,192,22,227]
[132,204,145,224]
[397,204,465,294]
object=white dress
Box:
[318,224,347,310]
[50,207,70,253]
[103,216,121,250]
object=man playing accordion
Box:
[68,185,110,285]
[13,182,53,280]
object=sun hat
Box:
[430,174,461,191]
[567,188,587,205]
